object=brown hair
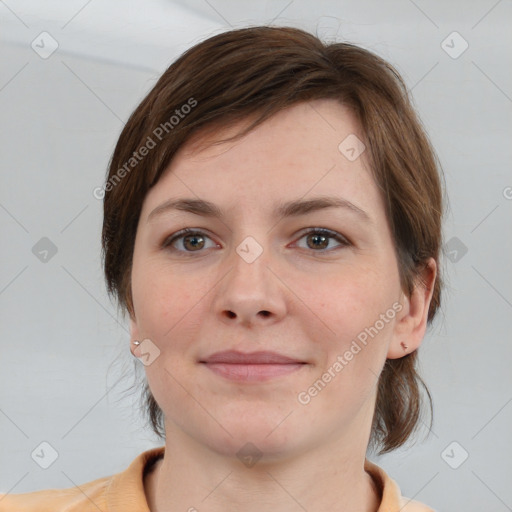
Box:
[102,26,444,455]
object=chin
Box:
[204,433,299,464]
[201,414,305,461]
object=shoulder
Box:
[0,446,164,512]
[399,496,437,511]
[0,475,111,512]
[364,458,436,512]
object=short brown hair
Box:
[102,26,444,455]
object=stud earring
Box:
[131,340,141,356]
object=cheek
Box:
[300,276,394,414]
[308,266,394,339]
[131,258,210,342]
[302,264,398,390]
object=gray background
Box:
[1,1,511,510]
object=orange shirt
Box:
[0,446,435,511]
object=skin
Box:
[129,99,436,512]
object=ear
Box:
[129,314,142,358]
[387,258,437,359]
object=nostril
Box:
[259,310,271,317]
[226,311,236,319]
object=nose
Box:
[212,240,287,327]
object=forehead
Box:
[141,99,384,223]
[179,99,361,161]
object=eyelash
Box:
[162,227,351,255]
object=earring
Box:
[131,340,141,357]
[400,342,408,351]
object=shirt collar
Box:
[107,446,403,511]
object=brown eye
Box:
[295,228,350,252]
[163,229,217,254]
[182,233,205,251]
[306,233,329,250]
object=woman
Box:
[0,26,443,511]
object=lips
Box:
[201,350,303,365]
[200,350,306,382]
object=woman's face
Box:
[130,99,431,460]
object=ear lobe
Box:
[130,317,141,357]
[387,258,437,359]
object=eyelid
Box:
[292,227,351,250]
[162,228,218,252]
[162,227,351,254]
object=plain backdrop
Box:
[1,1,511,510]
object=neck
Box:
[145,434,380,512]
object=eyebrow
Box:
[147,196,372,224]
